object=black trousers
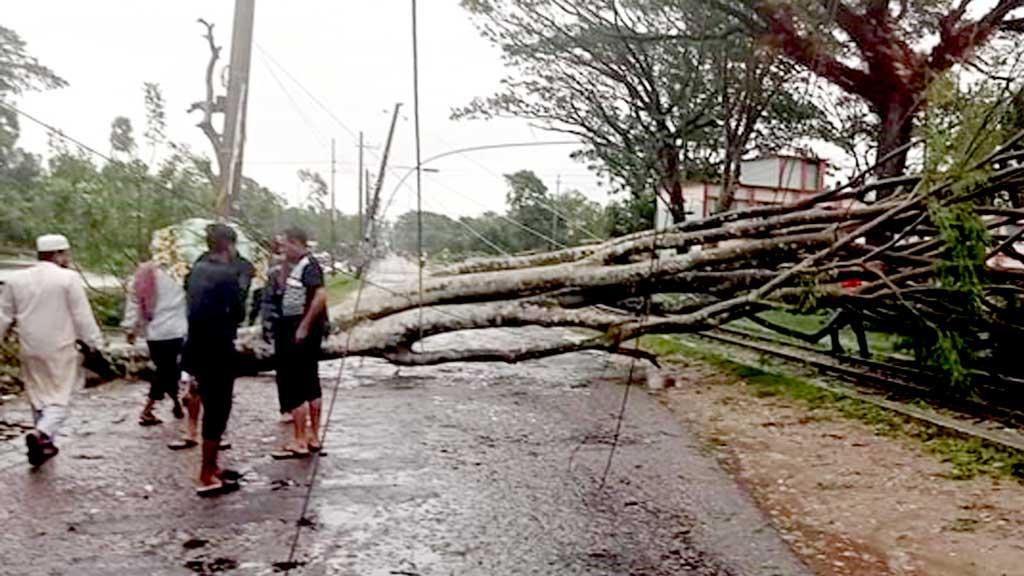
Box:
[198,369,235,442]
[184,332,237,442]
[146,338,184,402]
[274,316,323,414]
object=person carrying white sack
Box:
[0,234,103,466]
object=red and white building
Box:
[656,155,829,229]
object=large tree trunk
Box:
[875,93,917,181]
[657,120,688,223]
[717,143,743,213]
[89,129,1024,388]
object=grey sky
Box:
[7,1,607,220]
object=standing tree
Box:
[711,0,1024,179]
[459,0,825,220]
[504,170,555,251]
[0,25,67,247]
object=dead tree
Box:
[187,19,228,194]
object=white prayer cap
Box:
[36,234,70,252]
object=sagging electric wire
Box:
[281,263,371,573]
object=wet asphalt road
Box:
[0,260,808,575]
[0,328,808,576]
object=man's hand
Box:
[295,322,309,343]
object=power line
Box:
[421,191,510,256]
[254,44,601,243]
[426,136,606,242]
[0,100,116,164]
[422,171,568,249]
[282,267,371,574]
[255,44,372,158]
[412,0,426,348]
[377,141,603,244]
[0,100,216,219]
[255,51,331,148]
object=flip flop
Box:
[270,447,310,460]
[36,444,59,466]
[218,469,243,482]
[195,479,239,498]
[308,443,322,453]
[25,433,42,466]
[168,438,199,450]
[218,440,232,451]
[139,413,162,426]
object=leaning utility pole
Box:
[365,169,372,221]
[357,131,364,241]
[552,174,561,250]
[364,102,402,245]
[218,0,256,218]
[329,137,337,272]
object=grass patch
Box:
[326,274,358,305]
[640,334,1024,483]
[728,309,903,357]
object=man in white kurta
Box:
[0,234,103,465]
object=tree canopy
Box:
[459,0,827,219]
[710,0,1024,178]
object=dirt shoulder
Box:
[653,345,1024,576]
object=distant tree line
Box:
[0,25,362,277]
[390,169,626,261]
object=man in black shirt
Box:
[182,224,244,496]
[271,226,328,459]
[171,235,253,453]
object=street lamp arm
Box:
[380,140,579,221]
[419,140,578,168]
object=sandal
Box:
[168,437,199,450]
[195,479,239,498]
[270,446,310,460]
[35,443,59,466]
[217,469,243,482]
[139,413,162,427]
[25,432,42,466]
[26,433,59,467]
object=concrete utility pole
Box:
[357,131,364,241]
[330,137,337,272]
[551,174,561,250]
[365,103,402,243]
[219,0,255,218]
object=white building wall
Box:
[739,157,820,191]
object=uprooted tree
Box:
[101,122,1024,405]
[91,6,1024,407]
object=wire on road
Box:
[282,267,371,574]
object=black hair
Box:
[282,226,309,246]
[206,223,237,252]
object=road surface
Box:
[0,258,809,575]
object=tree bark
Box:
[659,139,687,223]
[90,131,1024,384]
[875,93,917,180]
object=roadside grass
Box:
[326,274,358,305]
[728,309,904,357]
[640,334,1024,483]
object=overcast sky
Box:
[7,1,607,220]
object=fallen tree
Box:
[98,128,1024,399]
